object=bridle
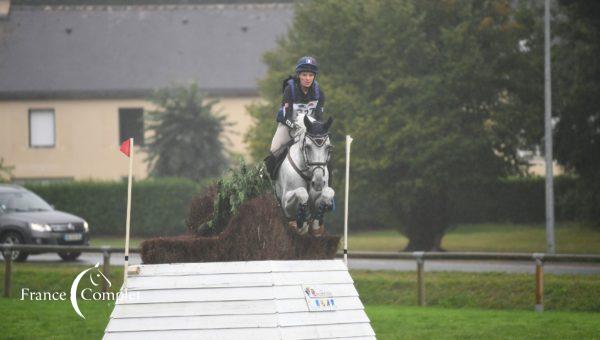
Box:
[287,131,332,182]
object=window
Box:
[119,108,144,146]
[29,109,55,148]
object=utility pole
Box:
[544,0,556,254]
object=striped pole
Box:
[123,138,134,292]
[344,135,353,265]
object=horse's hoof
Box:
[288,221,298,231]
[298,223,309,235]
[310,222,325,237]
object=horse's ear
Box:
[324,117,333,131]
[304,115,312,130]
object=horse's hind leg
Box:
[283,187,310,234]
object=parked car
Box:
[0,184,90,262]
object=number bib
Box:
[293,100,319,118]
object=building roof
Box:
[104,260,376,339]
[0,4,293,99]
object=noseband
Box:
[287,132,332,182]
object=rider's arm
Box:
[282,85,295,129]
[315,89,325,121]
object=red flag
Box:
[120,139,131,157]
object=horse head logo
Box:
[70,262,111,319]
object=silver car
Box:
[0,184,90,262]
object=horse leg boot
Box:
[310,187,335,236]
[283,188,310,235]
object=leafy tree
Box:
[145,83,230,181]
[553,0,600,225]
[246,0,543,250]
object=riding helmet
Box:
[295,56,318,75]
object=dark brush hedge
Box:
[141,193,340,263]
[26,178,207,236]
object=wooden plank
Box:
[277,310,370,327]
[136,260,346,277]
[107,309,370,333]
[126,273,272,290]
[279,323,376,340]
[269,260,348,272]
[126,271,353,291]
[118,284,358,304]
[137,261,273,276]
[110,296,365,319]
[116,286,276,305]
[273,271,353,285]
[103,327,281,340]
[110,300,276,319]
[106,313,278,332]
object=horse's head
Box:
[303,115,333,191]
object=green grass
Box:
[347,223,600,253]
[351,270,600,312]
[1,263,599,339]
[3,300,599,339]
[1,299,114,340]
[367,305,600,340]
[89,236,144,249]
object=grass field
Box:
[346,223,600,253]
[366,305,600,339]
[1,263,599,339]
[3,299,599,340]
[90,222,600,254]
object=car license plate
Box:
[64,233,82,241]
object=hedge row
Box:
[23,175,581,237]
[26,178,207,237]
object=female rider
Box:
[264,56,325,178]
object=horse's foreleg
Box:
[283,187,310,234]
[310,187,335,234]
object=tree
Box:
[145,83,230,181]
[246,0,543,250]
[553,1,600,225]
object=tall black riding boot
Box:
[263,153,277,180]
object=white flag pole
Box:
[123,138,134,292]
[343,135,353,266]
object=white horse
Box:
[275,114,335,235]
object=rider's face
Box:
[299,72,315,88]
